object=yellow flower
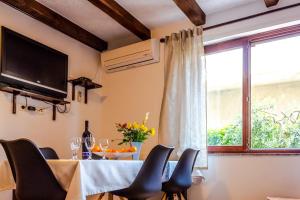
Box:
[127,123,132,129]
[140,124,148,132]
[150,128,155,136]
[133,122,140,129]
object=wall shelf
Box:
[68,77,102,104]
[0,86,70,121]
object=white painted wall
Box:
[0,2,103,199]
[192,155,300,200]
[1,1,300,200]
[99,4,300,200]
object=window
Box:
[207,48,243,146]
[251,34,300,150]
[206,25,300,153]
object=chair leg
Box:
[176,192,182,200]
[181,190,188,200]
[12,190,17,200]
[128,199,146,200]
[166,193,174,200]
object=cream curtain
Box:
[159,27,207,168]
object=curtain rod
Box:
[160,2,300,43]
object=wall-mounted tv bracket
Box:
[12,90,20,114]
[68,77,102,104]
[0,86,70,121]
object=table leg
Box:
[108,193,113,200]
[97,193,105,200]
[161,193,166,200]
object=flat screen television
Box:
[0,27,68,99]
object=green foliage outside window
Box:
[208,104,300,148]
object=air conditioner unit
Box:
[101,39,160,73]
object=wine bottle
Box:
[82,120,92,160]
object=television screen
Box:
[0,27,68,99]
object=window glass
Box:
[207,48,243,146]
[251,34,300,149]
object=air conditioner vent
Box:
[101,39,160,73]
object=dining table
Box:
[0,159,183,200]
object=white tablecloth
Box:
[0,160,183,200]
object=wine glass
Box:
[84,136,96,160]
[70,137,81,160]
[99,139,109,159]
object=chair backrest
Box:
[0,139,66,200]
[169,148,200,189]
[39,147,59,159]
[130,145,174,193]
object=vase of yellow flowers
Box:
[116,112,155,160]
[130,142,142,160]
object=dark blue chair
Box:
[110,145,174,200]
[39,147,59,159]
[1,143,60,200]
[162,148,200,200]
[0,139,66,200]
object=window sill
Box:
[208,147,300,155]
[208,152,300,156]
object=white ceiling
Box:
[36,0,139,41]
[115,0,259,29]
[36,0,299,49]
[115,0,187,29]
[197,0,259,15]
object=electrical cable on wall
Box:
[20,98,71,114]
[20,97,52,113]
[57,104,71,114]
[43,101,71,114]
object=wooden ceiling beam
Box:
[173,0,206,26]
[87,0,150,40]
[0,0,108,51]
[264,0,280,7]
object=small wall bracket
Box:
[68,77,102,104]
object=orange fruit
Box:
[92,145,101,152]
[119,148,126,153]
[106,149,116,153]
[130,146,137,152]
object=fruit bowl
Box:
[93,152,136,159]
[92,146,138,159]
